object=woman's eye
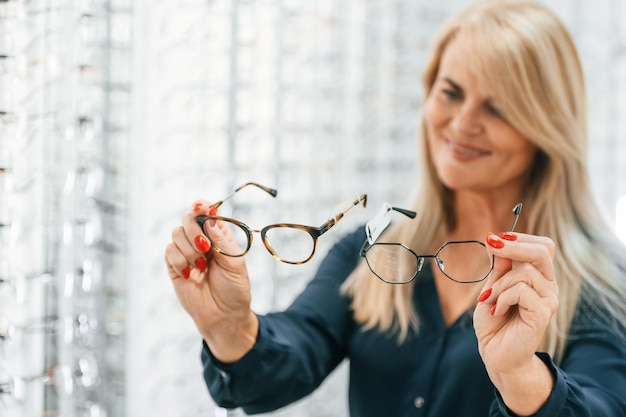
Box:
[442,89,460,100]
[485,104,505,119]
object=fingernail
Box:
[195,235,210,253]
[499,232,517,241]
[490,303,497,316]
[486,233,505,249]
[194,256,207,271]
[193,201,203,211]
[478,288,492,302]
[208,207,218,227]
[182,266,191,279]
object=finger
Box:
[164,200,217,283]
[190,199,214,215]
[164,242,191,280]
[485,233,555,281]
[491,262,559,301]
[182,198,216,246]
[186,199,248,272]
[171,224,203,263]
[480,251,512,296]
[490,280,558,322]
[499,232,555,258]
[165,257,185,280]
[191,199,211,214]
[180,212,212,256]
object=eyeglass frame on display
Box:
[0,313,99,349]
[0,354,98,402]
[196,182,367,265]
[360,203,523,284]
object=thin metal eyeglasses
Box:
[360,203,522,284]
[196,182,367,265]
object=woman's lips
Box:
[446,139,491,159]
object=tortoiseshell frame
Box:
[196,182,367,265]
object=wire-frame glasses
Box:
[196,182,367,265]
[361,203,522,284]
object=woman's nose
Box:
[451,106,483,136]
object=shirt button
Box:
[414,396,425,408]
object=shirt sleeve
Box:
[201,226,365,414]
[490,308,626,417]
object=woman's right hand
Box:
[164,199,258,363]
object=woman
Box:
[164,1,626,415]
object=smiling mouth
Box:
[447,140,491,157]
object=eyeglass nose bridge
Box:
[417,256,426,272]
[415,254,436,276]
[401,251,430,283]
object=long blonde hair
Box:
[341,0,626,364]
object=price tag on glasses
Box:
[365,202,394,244]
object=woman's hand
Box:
[473,232,559,415]
[164,200,258,363]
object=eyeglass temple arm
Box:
[377,204,515,230]
[210,182,278,210]
[509,203,523,232]
[319,194,368,233]
[391,206,416,218]
[360,205,416,255]
[363,204,416,246]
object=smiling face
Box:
[424,37,537,198]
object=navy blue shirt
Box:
[202,227,626,416]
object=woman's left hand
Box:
[473,232,559,413]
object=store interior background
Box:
[1,0,625,416]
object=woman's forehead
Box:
[437,38,491,95]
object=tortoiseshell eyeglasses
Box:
[196,182,367,265]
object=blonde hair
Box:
[342,0,626,364]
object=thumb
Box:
[482,254,513,291]
[492,254,512,278]
[475,253,513,325]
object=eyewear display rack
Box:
[0,0,130,416]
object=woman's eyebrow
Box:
[441,76,498,106]
[441,77,462,91]
[485,97,498,108]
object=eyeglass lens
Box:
[363,243,422,284]
[263,226,315,264]
[435,241,493,283]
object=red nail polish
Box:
[490,303,497,316]
[182,266,191,279]
[193,201,203,211]
[478,288,492,302]
[195,235,210,253]
[194,256,207,271]
[208,207,218,227]
[499,232,517,241]
[486,233,505,249]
